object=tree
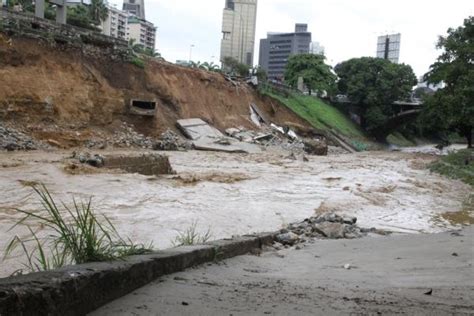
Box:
[284,54,337,96]
[422,16,474,148]
[222,56,249,77]
[67,5,96,30]
[89,0,109,25]
[334,57,417,137]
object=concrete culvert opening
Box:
[130,100,157,116]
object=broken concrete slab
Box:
[177,119,261,154]
[193,138,261,154]
[250,103,271,125]
[177,119,224,140]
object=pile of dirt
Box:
[0,34,313,150]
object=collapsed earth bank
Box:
[0,34,314,149]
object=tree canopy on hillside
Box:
[334,57,417,137]
[284,54,336,96]
[421,16,473,148]
[222,57,249,77]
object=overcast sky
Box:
[109,0,473,78]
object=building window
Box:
[223,32,231,40]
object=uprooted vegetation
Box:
[3,185,152,274]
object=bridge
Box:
[332,95,424,140]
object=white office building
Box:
[101,5,128,40]
[220,0,258,67]
[127,15,156,51]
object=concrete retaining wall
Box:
[0,233,276,315]
[103,153,175,176]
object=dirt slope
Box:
[0,35,311,147]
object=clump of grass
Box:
[130,57,145,69]
[172,221,212,246]
[4,184,152,274]
[429,149,474,186]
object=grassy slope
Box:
[262,90,369,142]
[430,149,474,186]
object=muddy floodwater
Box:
[0,149,471,277]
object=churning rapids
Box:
[0,148,471,277]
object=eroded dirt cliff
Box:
[0,34,311,148]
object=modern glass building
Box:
[258,24,312,80]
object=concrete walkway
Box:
[91,228,474,315]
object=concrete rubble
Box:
[0,124,49,151]
[225,125,328,156]
[275,213,387,246]
[153,129,192,151]
[85,122,154,149]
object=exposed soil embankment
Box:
[0,34,311,148]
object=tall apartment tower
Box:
[376,33,401,63]
[258,24,312,80]
[122,0,145,19]
[220,0,258,67]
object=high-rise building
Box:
[376,33,401,63]
[127,15,156,51]
[101,5,128,40]
[220,0,258,67]
[258,24,312,80]
[122,0,145,19]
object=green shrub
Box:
[429,150,474,186]
[130,57,145,69]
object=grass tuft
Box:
[172,221,212,246]
[4,184,152,274]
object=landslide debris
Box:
[0,123,49,151]
[274,213,389,247]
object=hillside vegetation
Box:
[430,150,474,186]
[261,89,371,146]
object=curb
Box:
[0,233,276,316]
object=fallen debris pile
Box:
[225,126,327,156]
[275,213,388,246]
[152,129,192,151]
[85,123,154,150]
[0,124,48,151]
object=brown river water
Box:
[0,148,471,277]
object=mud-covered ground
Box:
[0,149,471,277]
[91,228,474,315]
